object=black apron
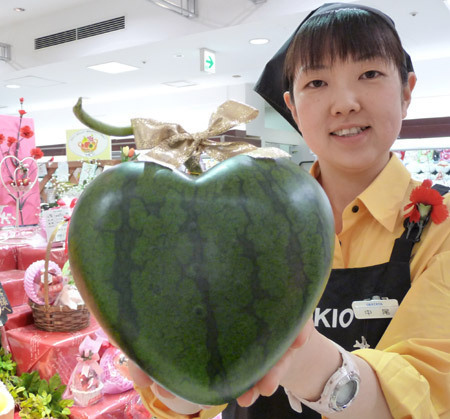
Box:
[223,185,449,419]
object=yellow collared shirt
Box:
[312,154,450,418]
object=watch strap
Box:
[285,341,360,415]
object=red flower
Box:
[30,147,44,159]
[7,136,17,147]
[128,147,135,158]
[0,134,4,144]
[19,98,24,104]
[404,179,449,225]
[20,125,34,139]
[18,109,26,116]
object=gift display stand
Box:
[0,238,142,418]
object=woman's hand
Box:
[236,317,315,407]
[128,360,209,415]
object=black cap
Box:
[254,2,414,132]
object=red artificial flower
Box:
[128,147,135,158]
[18,109,26,116]
[19,97,24,104]
[7,136,17,147]
[30,147,44,160]
[0,134,4,144]
[404,179,449,225]
[20,125,34,139]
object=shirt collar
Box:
[311,154,411,232]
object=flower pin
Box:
[404,179,449,226]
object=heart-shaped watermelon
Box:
[68,155,334,405]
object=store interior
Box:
[0,0,450,418]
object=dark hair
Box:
[284,8,410,97]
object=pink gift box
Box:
[0,269,27,307]
[4,318,99,384]
[0,245,18,271]
[17,246,68,270]
[3,303,33,331]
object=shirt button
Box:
[352,205,359,213]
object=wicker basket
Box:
[29,219,90,332]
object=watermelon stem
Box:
[184,155,203,174]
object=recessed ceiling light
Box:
[232,75,242,78]
[163,80,196,88]
[87,62,139,74]
[13,7,25,12]
[6,84,21,89]
[174,53,184,58]
[249,38,269,45]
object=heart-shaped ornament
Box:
[68,155,334,405]
[0,155,39,199]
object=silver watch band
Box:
[285,341,360,415]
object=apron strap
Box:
[390,183,449,263]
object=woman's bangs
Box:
[296,11,402,70]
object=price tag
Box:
[38,162,48,178]
[352,297,399,319]
[78,162,98,186]
[54,161,69,182]
[41,207,70,242]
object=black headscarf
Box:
[254,2,414,132]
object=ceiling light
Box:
[87,62,139,74]
[163,80,196,88]
[249,38,269,45]
[6,84,21,89]
[13,7,25,12]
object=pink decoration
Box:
[23,259,62,304]
[0,115,40,227]
[65,335,105,407]
[100,347,133,394]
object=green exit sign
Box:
[200,48,216,73]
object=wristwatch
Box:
[285,342,360,415]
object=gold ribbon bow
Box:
[131,100,290,169]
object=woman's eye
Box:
[307,79,326,88]
[361,70,380,79]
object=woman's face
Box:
[284,57,416,176]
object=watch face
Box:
[336,380,359,408]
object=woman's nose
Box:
[330,85,361,116]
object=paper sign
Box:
[66,129,111,161]
[78,162,98,186]
[38,162,48,178]
[54,161,69,182]
[41,207,70,242]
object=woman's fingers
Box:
[128,359,154,387]
[237,317,315,407]
[151,381,176,399]
[237,388,258,407]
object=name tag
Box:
[352,297,399,320]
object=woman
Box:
[130,3,450,418]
